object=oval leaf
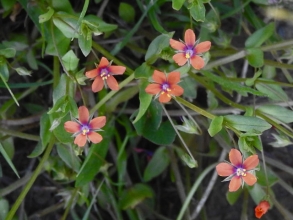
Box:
[143,147,170,182]
[224,115,271,133]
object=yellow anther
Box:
[167,88,171,92]
[82,128,89,135]
[185,53,190,59]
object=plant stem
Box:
[6,137,55,220]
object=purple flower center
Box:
[81,124,90,135]
[100,68,110,80]
[161,82,170,92]
[235,167,247,177]
[184,46,196,59]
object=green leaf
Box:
[1,0,17,11]
[224,115,272,133]
[133,101,176,145]
[0,198,9,220]
[119,2,135,23]
[52,113,73,143]
[40,112,52,149]
[256,167,278,187]
[78,24,92,57]
[257,105,293,124]
[208,116,223,137]
[75,125,113,187]
[56,144,81,173]
[0,48,16,58]
[248,183,266,204]
[189,0,206,22]
[62,50,79,72]
[107,86,138,112]
[52,12,79,39]
[245,23,275,48]
[174,147,198,168]
[15,67,32,76]
[145,33,173,64]
[134,62,153,79]
[132,80,152,124]
[0,60,9,82]
[39,7,55,23]
[45,27,71,56]
[119,183,153,209]
[148,6,168,34]
[246,48,264,68]
[84,15,117,33]
[0,142,19,178]
[255,79,288,101]
[202,71,265,96]
[226,190,242,205]
[245,70,262,86]
[172,0,185,10]
[47,95,68,114]
[134,100,162,134]
[143,147,170,182]
[179,76,197,99]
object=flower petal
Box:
[152,70,166,84]
[74,134,87,147]
[167,71,181,84]
[170,84,184,96]
[108,65,126,75]
[64,121,80,133]
[98,57,109,68]
[106,76,119,90]
[195,41,211,54]
[87,132,103,144]
[172,53,187,66]
[184,29,196,46]
[190,56,205,70]
[229,149,243,167]
[89,116,106,129]
[159,92,172,103]
[229,176,241,192]
[145,84,161,95]
[92,77,104,92]
[242,172,257,186]
[85,69,98,79]
[78,106,89,124]
[243,155,259,170]
[255,201,270,219]
[169,39,185,50]
[216,163,234,177]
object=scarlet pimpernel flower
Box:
[170,29,211,70]
[255,200,270,219]
[145,70,184,103]
[64,106,106,147]
[85,57,126,92]
[216,149,259,192]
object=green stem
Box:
[176,163,216,220]
[6,137,55,220]
[53,56,60,88]
[0,127,40,141]
[61,188,79,220]
[175,97,216,119]
[0,74,19,106]
[161,104,196,166]
[91,73,135,114]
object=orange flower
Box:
[64,106,106,147]
[216,149,259,192]
[170,29,211,70]
[145,70,184,103]
[85,57,126,92]
[255,200,270,219]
